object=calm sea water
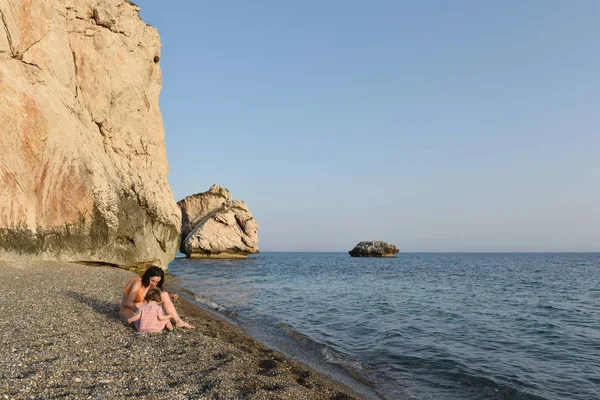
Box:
[168,253,600,400]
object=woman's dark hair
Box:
[141,266,164,288]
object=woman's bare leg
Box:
[161,291,195,329]
[119,308,136,322]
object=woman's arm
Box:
[122,279,142,312]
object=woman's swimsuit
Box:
[120,277,144,313]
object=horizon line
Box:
[253,250,600,254]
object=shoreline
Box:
[162,274,382,400]
[0,261,374,399]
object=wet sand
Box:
[0,261,369,399]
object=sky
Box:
[135,1,599,252]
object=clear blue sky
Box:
[135,1,599,252]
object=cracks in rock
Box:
[109,92,118,108]
[155,236,166,252]
[235,214,248,235]
[66,29,84,109]
[95,120,112,160]
[241,236,252,247]
[71,51,79,98]
[20,59,41,70]
[135,137,151,157]
[0,9,15,56]
[14,177,26,193]
[0,164,26,193]
[1,9,49,69]
[19,30,47,60]
[95,121,110,139]
[67,28,82,99]
[117,235,135,247]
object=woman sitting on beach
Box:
[119,266,195,329]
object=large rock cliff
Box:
[0,0,181,269]
[178,185,259,258]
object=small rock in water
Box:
[348,240,399,257]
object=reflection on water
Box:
[169,257,259,310]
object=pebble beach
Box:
[0,261,364,400]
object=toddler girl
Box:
[127,288,173,332]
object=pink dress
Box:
[134,303,168,332]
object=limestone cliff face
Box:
[178,185,259,258]
[0,0,181,269]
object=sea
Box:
[167,252,600,400]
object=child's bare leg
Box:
[161,291,195,329]
[165,320,173,331]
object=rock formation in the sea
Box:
[178,185,259,258]
[349,241,399,257]
[0,0,180,269]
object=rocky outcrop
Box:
[0,0,180,269]
[178,185,259,258]
[349,241,399,257]
[178,184,231,245]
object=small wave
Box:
[322,347,376,387]
[277,322,314,344]
[376,351,549,400]
[322,347,365,373]
[277,323,375,387]
[194,295,235,317]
